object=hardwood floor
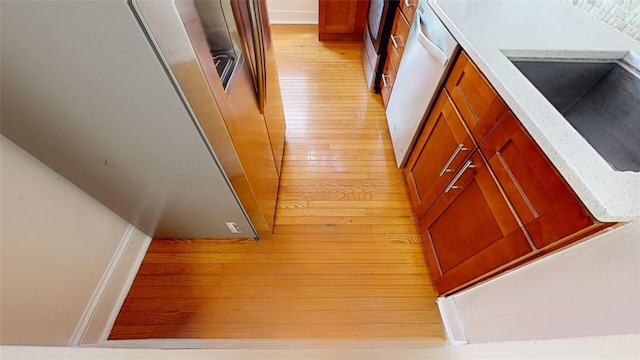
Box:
[109,25,444,341]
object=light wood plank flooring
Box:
[109,25,444,341]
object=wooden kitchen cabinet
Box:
[318,0,369,41]
[481,112,607,250]
[387,7,411,72]
[421,151,534,294]
[404,91,474,220]
[407,89,534,296]
[380,7,411,107]
[446,52,508,144]
[406,50,610,295]
[399,0,417,24]
[380,58,396,106]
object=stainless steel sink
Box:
[510,55,640,172]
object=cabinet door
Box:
[481,112,603,249]
[421,151,534,295]
[380,58,396,107]
[445,52,507,144]
[354,0,369,35]
[319,0,358,33]
[404,91,475,219]
[318,0,369,40]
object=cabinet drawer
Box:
[421,151,534,295]
[386,41,400,77]
[404,91,474,219]
[481,111,604,249]
[380,59,396,108]
[445,52,507,144]
[387,8,411,71]
[399,0,417,25]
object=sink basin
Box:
[509,56,640,172]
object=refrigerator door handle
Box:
[248,0,266,113]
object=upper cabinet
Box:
[319,0,369,41]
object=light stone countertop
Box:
[429,0,640,222]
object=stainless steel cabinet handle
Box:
[382,74,390,88]
[444,159,475,193]
[404,0,413,9]
[390,35,403,49]
[438,143,469,176]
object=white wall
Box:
[440,221,640,343]
[267,0,318,24]
[0,136,149,345]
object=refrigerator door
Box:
[136,0,285,235]
[1,0,257,238]
[231,0,286,175]
[255,0,286,176]
[231,0,260,95]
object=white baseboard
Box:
[269,10,318,24]
[87,338,446,349]
[436,297,469,345]
[69,224,151,346]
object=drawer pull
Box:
[390,35,403,49]
[444,159,475,193]
[404,0,413,9]
[439,143,469,176]
[382,74,391,88]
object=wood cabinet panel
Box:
[404,92,474,219]
[320,0,358,33]
[387,8,410,71]
[380,58,396,107]
[354,0,369,35]
[421,151,533,294]
[481,112,604,249]
[405,49,612,296]
[380,8,411,108]
[386,40,400,83]
[319,0,369,41]
[399,0,417,24]
[445,52,507,144]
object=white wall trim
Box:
[97,231,152,343]
[269,11,318,24]
[5,334,640,358]
[437,297,468,345]
[69,224,151,346]
[86,338,445,349]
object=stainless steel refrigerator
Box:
[132,0,287,237]
[1,0,286,238]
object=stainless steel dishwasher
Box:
[385,0,458,167]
